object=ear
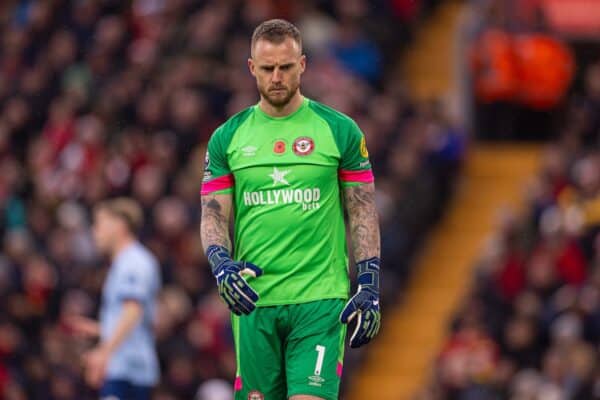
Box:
[299,54,306,74]
[248,58,256,77]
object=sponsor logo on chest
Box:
[242,167,321,211]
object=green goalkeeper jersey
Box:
[201,97,374,306]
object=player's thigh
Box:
[233,308,287,400]
[289,395,326,400]
[129,384,152,400]
[285,299,347,400]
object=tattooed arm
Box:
[200,191,263,316]
[200,193,232,252]
[340,182,381,348]
[343,183,380,261]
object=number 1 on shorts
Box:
[314,345,326,376]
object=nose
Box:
[272,67,282,83]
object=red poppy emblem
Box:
[274,140,286,154]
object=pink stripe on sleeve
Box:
[336,362,343,377]
[200,174,234,195]
[339,169,374,183]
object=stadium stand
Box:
[420,60,600,399]
[354,0,600,398]
[417,0,600,396]
[0,1,461,399]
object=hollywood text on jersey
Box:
[242,188,321,211]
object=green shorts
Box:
[232,299,347,400]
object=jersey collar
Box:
[254,97,309,121]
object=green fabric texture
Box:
[204,106,254,193]
[232,299,346,400]
[203,97,373,305]
[308,100,371,172]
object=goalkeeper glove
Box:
[206,245,263,316]
[340,257,381,348]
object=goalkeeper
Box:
[200,19,381,400]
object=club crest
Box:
[293,136,314,156]
[248,390,264,400]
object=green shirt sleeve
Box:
[201,107,254,195]
[205,127,231,179]
[337,119,374,187]
[308,100,374,186]
[339,118,371,171]
[201,128,234,195]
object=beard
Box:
[259,82,299,108]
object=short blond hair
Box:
[251,19,302,54]
[94,197,143,233]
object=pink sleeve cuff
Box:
[200,174,234,195]
[339,169,374,183]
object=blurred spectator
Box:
[468,0,574,140]
[423,59,600,400]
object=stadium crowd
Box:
[0,0,463,399]
[466,0,575,141]
[421,60,600,399]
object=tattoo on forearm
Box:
[344,183,381,261]
[200,195,231,251]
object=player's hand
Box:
[206,245,263,316]
[83,345,110,388]
[64,314,100,338]
[340,257,381,348]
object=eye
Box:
[280,64,292,71]
[261,66,274,72]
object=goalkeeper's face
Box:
[249,37,305,108]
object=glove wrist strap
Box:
[206,245,231,275]
[356,257,380,292]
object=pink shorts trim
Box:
[234,376,242,391]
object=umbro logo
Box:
[241,146,257,156]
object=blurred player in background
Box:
[69,198,161,400]
[200,19,381,400]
